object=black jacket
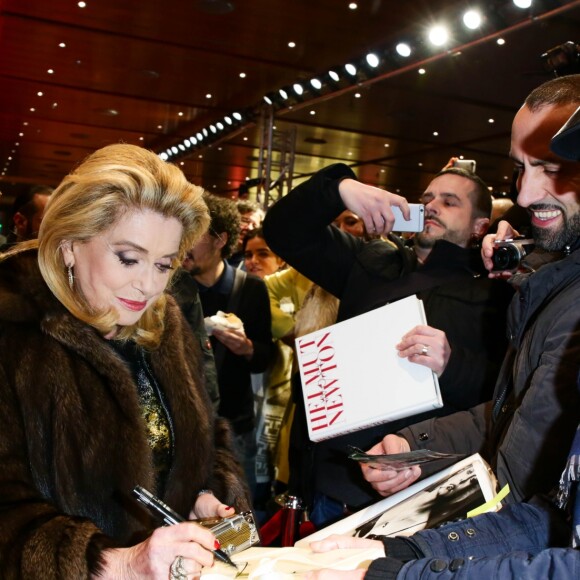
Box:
[198,261,275,435]
[263,163,513,506]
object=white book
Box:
[295,453,499,546]
[295,295,443,442]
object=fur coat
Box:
[0,250,250,579]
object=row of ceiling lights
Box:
[159,0,537,163]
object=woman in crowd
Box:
[243,227,286,278]
[0,143,250,578]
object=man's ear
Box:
[472,217,490,240]
[13,211,28,234]
[214,232,228,250]
[60,240,75,267]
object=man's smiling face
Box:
[511,102,580,251]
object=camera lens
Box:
[492,246,519,271]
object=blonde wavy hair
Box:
[22,143,208,348]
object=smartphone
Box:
[452,159,477,173]
[392,203,425,232]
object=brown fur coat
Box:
[0,250,250,579]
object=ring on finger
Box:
[420,345,429,356]
[170,555,188,580]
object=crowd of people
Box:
[0,73,578,579]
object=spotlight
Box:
[160,152,169,161]
[344,63,357,76]
[310,78,322,90]
[190,136,198,145]
[202,128,208,138]
[279,88,289,100]
[184,139,191,147]
[209,124,217,134]
[216,121,224,130]
[365,53,380,68]
[396,43,412,57]
[263,94,273,105]
[541,41,580,76]
[224,115,233,125]
[328,69,340,82]
[293,83,304,96]
[178,144,185,151]
[196,132,203,141]
[428,25,449,46]
[171,146,178,154]
[463,10,482,29]
[232,112,243,121]
[512,0,532,8]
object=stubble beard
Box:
[532,210,580,251]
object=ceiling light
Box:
[139,137,144,141]
[224,116,233,125]
[210,125,217,134]
[216,122,224,130]
[202,128,208,137]
[463,10,482,29]
[196,133,203,141]
[190,136,198,145]
[497,38,506,45]
[157,125,163,129]
[310,78,322,90]
[279,88,288,100]
[288,41,296,48]
[384,143,390,147]
[232,112,242,121]
[78,1,86,7]
[263,95,273,105]
[488,118,495,123]
[396,43,412,57]
[37,91,43,96]
[243,137,248,141]
[178,144,185,151]
[328,70,340,82]
[354,93,361,98]
[428,25,449,46]
[178,111,183,116]
[47,69,54,74]
[171,146,178,154]
[30,108,35,112]
[418,68,426,75]
[293,83,304,96]
[344,63,357,76]
[160,153,168,160]
[433,131,439,136]
[205,93,212,99]
[239,72,246,78]
[59,42,66,48]
[349,2,357,9]
[310,110,316,115]
[513,0,532,8]
[184,139,191,147]
[365,53,380,68]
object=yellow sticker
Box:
[466,484,510,518]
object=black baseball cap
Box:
[550,105,580,161]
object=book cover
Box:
[295,295,442,442]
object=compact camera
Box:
[491,238,535,273]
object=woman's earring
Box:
[67,265,74,289]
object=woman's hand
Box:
[190,492,235,520]
[361,435,421,496]
[211,327,254,359]
[338,179,409,237]
[396,325,451,377]
[98,522,218,579]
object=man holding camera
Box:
[359,74,580,526]
[263,154,513,526]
